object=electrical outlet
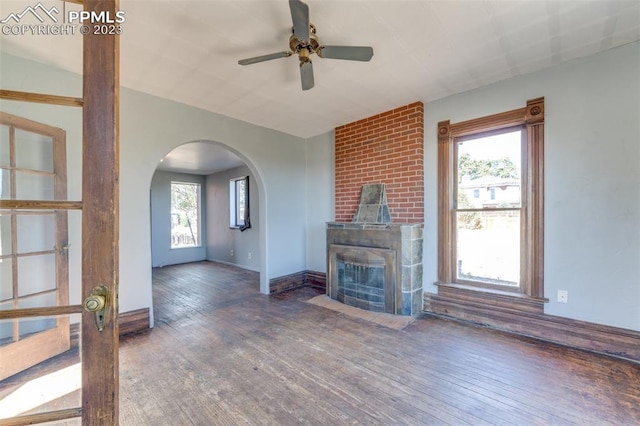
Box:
[230,249,234,257]
[557,290,568,303]
[248,252,252,260]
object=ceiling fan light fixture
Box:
[298,47,311,62]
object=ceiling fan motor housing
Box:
[290,23,320,62]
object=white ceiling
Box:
[156,141,245,175]
[1,0,639,173]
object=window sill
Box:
[433,281,548,315]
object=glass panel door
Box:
[0,115,71,381]
[0,113,81,423]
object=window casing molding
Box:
[437,97,545,300]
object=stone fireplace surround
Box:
[326,222,423,316]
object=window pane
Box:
[456,210,520,287]
[14,172,55,200]
[170,182,200,248]
[0,259,12,301]
[0,170,10,199]
[457,130,521,209]
[235,178,246,226]
[18,292,58,338]
[18,254,56,297]
[0,125,9,167]
[0,214,11,256]
[17,214,55,254]
[14,129,54,173]
[230,177,249,228]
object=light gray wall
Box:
[150,170,207,267]
[305,131,335,273]
[423,41,640,331]
[205,165,260,271]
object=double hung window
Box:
[170,182,201,248]
[437,98,544,298]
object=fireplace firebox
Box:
[334,245,396,312]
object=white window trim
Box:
[170,181,202,249]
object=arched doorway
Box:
[149,140,268,294]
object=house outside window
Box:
[455,129,522,287]
[170,182,201,248]
[437,98,545,299]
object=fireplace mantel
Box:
[326,222,423,316]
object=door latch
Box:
[84,285,108,332]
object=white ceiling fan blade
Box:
[289,0,310,42]
[300,61,314,90]
[238,51,292,66]
[318,46,374,62]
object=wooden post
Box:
[81,0,120,424]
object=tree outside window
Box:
[171,182,201,248]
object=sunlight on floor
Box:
[0,363,80,419]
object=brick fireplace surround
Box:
[335,102,424,223]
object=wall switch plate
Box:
[248,252,252,260]
[230,249,234,257]
[557,290,568,303]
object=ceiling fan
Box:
[238,0,374,91]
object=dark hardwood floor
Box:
[117,261,640,425]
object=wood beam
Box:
[0,305,83,320]
[1,408,84,426]
[0,200,82,210]
[0,90,83,107]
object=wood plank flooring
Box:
[117,261,640,425]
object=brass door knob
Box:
[84,285,108,331]
[84,295,106,312]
